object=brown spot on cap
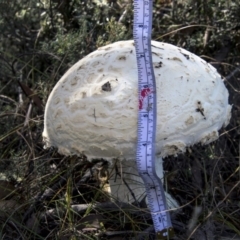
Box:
[102,82,111,92]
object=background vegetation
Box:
[0,0,240,239]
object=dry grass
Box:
[0,56,239,240]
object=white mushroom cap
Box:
[43,40,231,160]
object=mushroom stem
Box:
[108,158,179,209]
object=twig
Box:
[18,70,24,108]
[118,8,128,23]
[225,67,240,81]
[41,201,149,222]
[24,100,33,127]
[0,95,18,105]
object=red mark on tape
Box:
[139,87,152,110]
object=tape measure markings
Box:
[133,0,173,238]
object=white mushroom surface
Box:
[43,40,231,160]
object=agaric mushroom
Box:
[43,40,231,208]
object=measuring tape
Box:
[133,0,174,238]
